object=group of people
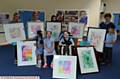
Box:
[1,11,118,68]
[35,30,75,68]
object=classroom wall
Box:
[104,0,120,13]
[0,0,101,26]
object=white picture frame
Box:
[3,23,26,43]
[53,55,77,79]
[46,22,61,41]
[88,28,106,52]
[77,47,99,74]
[69,22,85,38]
[27,22,44,39]
[17,41,36,66]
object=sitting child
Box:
[59,31,74,55]
[80,36,90,46]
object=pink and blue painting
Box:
[58,60,71,74]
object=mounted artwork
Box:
[88,28,106,52]
[3,23,26,43]
[77,47,99,74]
[17,41,36,66]
[53,55,77,79]
[46,22,61,41]
[69,22,84,38]
[27,22,44,38]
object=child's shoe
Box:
[43,63,48,68]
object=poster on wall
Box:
[113,13,120,30]
[46,22,61,41]
[87,28,106,52]
[3,23,26,43]
[0,12,10,24]
[79,10,88,25]
[17,41,36,66]
[27,22,44,38]
[69,22,84,38]
[53,55,77,79]
[77,47,99,74]
[64,10,79,24]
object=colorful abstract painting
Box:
[69,22,84,38]
[82,50,94,69]
[27,22,44,38]
[17,41,36,66]
[47,22,61,41]
[22,45,32,61]
[9,27,21,38]
[53,55,77,79]
[58,60,71,74]
[3,23,26,43]
[77,47,99,74]
[88,28,106,52]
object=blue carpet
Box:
[0,42,120,79]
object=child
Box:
[35,30,44,68]
[80,36,90,46]
[43,31,56,68]
[59,31,74,55]
[11,12,21,64]
[32,11,40,22]
[104,27,116,65]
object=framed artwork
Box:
[0,32,8,45]
[27,22,44,38]
[77,47,99,74]
[17,41,36,66]
[69,22,85,38]
[87,28,106,52]
[53,55,77,79]
[0,76,40,79]
[3,23,26,43]
[46,22,61,41]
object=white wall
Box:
[0,0,101,26]
[105,0,120,13]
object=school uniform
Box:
[104,33,116,64]
[44,37,56,66]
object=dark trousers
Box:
[63,46,70,55]
[46,55,53,67]
[103,47,112,64]
[14,45,17,60]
